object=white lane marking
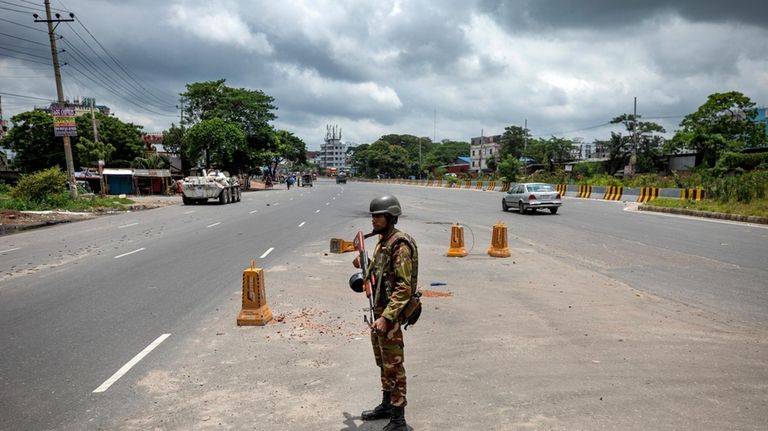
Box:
[0,247,21,254]
[118,222,139,229]
[332,197,336,200]
[249,209,258,214]
[93,333,171,393]
[260,247,274,258]
[114,248,146,259]
[290,198,294,201]
[183,210,195,214]
[315,210,320,213]
[326,202,330,206]
[298,222,306,227]
[273,202,280,206]
[207,222,221,228]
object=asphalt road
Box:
[1,179,766,430]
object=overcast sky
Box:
[1,0,766,150]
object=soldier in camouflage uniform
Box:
[353,195,418,431]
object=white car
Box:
[502,183,562,214]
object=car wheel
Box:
[549,207,558,214]
[519,201,526,213]
[219,189,227,205]
[182,195,190,205]
[502,199,509,212]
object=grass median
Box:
[645,197,768,218]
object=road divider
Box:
[578,185,592,198]
[603,186,623,201]
[638,187,660,202]
[555,184,567,196]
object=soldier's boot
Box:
[382,406,406,431]
[361,391,392,421]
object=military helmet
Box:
[369,195,402,217]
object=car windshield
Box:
[528,184,554,192]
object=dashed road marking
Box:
[118,222,139,229]
[183,210,195,214]
[326,202,330,206]
[298,221,306,227]
[315,210,320,213]
[114,248,146,259]
[260,247,274,258]
[249,209,259,214]
[93,333,171,393]
[207,222,221,228]
[0,247,20,254]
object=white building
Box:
[470,134,501,173]
[319,125,347,170]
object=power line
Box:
[16,0,66,13]
[0,17,49,33]
[0,44,50,60]
[60,23,175,110]
[0,91,54,101]
[0,31,48,46]
[0,50,51,65]
[533,122,612,138]
[0,4,39,14]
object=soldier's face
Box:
[371,214,387,233]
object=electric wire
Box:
[0,44,50,60]
[0,51,51,65]
[0,17,49,33]
[0,91,54,102]
[69,20,176,108]
[0,31,48,46]
[60,23,176,111]
[16,0,67,13]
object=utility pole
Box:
[523,119,528,151]
[630,97,638,176]
[35,1,77,198]
[178,97,185,130]
[478,128,484,176]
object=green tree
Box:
[350,140,411,178]
[185,118,246,169]
[263,130,307,178]
[130,154,169,169]
[182,79,278,174]
[499,125,530,158]
[497,155,522,182]
[377,134,434,177]
[74,113,144,166]
[610,113,666,174]
[523,137,574,171]
[670,91,766,167]
[2,111,64,172]
[75,137,115,167]
[423,140,470,171]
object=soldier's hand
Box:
[373,316,390,334]
[353,256,361,269]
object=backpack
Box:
[383,231,422,330]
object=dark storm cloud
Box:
[480,0,768,31]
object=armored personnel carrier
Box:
[180,169,241,205]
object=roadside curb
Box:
[639,204,768,225]
[0,219,79,236]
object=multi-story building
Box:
[319,124,347,171]
[470,134,501,173]
[36,98,111,117]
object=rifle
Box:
[353,231,377,328]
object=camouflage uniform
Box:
[367,229,418,408]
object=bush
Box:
[716,152,768,172]
[9,167,68,204]
[707,170,768,203]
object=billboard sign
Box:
[51,106,77,137]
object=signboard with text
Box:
[51,106,77,137]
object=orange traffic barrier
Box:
[487,222,511,258]
[237,261,273,326]
[447,223,468,257]
[330,238,355,253]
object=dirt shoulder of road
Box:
[0,195,181,235]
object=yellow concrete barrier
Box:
[556,184,567,196]
[447,223,468,257]
[638,187,659,202]
[501,182,511,192]
[475,181,483,190]
[603,186,623,201]
[487,222,511,258]
[578,185,592,198]
[237,261,273,326]
[681,188,704,201]
[487,181,496,191]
